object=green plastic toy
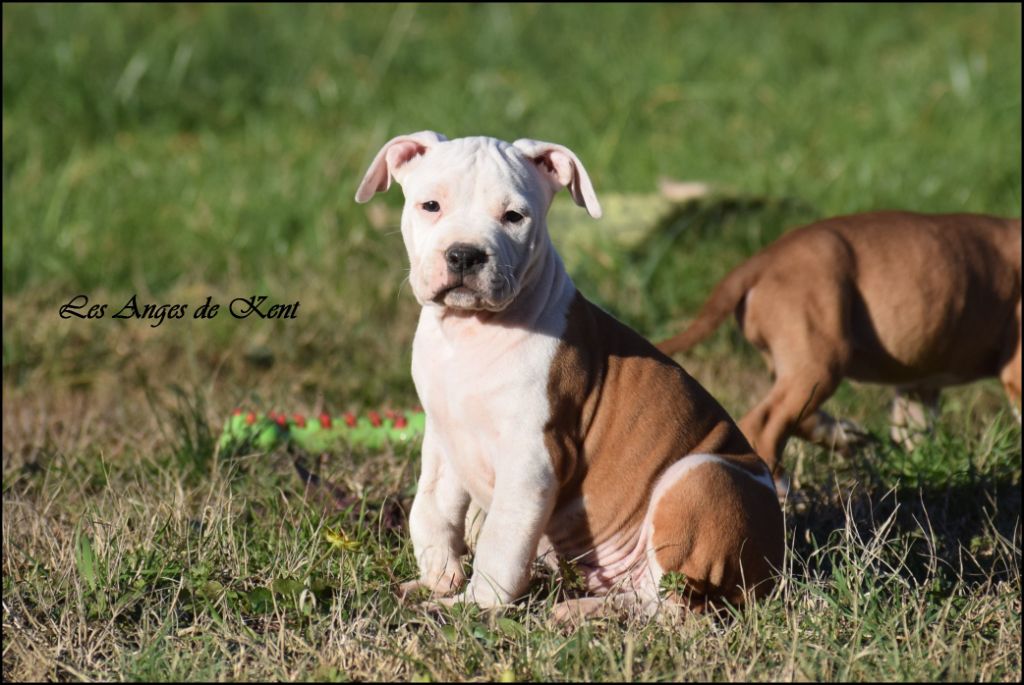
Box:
[218,407,426,454]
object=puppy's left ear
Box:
[512,139,602,219]
[355,130,448,203]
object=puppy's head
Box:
[355,132,601,312]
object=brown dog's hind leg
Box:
[739,367,841,496]
[735,258,854,494]
[1000,299,1021,421]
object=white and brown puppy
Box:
[355,132,783,619]
[656,211,1022,490]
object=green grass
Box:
[3,3,1021,681]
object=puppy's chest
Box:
[412,318,560,503]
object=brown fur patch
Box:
[651,461,784,607]
[543,292,782,602]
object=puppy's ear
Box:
[354,131,448,202]
[512,139,602,219]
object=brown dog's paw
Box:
[889,423,932,452]
[775,474,811,510]
[832,419,873,454]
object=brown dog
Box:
[656,211,1022,490]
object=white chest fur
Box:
[411,273,574,509]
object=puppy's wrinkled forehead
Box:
[402,137,546,207]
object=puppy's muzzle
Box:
[445,243,489,276]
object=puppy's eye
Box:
[503,210,524,223]
[422,201,441,212]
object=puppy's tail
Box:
[655,256,764,356]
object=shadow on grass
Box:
[572,190,820,338]
[787,470,1021,593]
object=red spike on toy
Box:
[368,410,382,427]
[394,415,408,429]
[319,413,332,429]
[275,413,288,427]
[293,413,306,428]
[233,408,243,416]
[245,412,256,425]
[344,412,357,427]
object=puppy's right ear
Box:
[354,131,447,203]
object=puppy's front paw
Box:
[424,591,472,613]
[398,567,466,602]
[425,582,508,612]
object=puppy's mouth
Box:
[433,283,476,303]
[431,277,513,312]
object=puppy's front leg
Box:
[404,426,471,598]
[442,456,556,608]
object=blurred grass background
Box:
[4,3,1020,292]
[2,5,1021,680]
[3,3,1021,410]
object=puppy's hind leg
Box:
[550,593,649,626]
[647,457,783,611]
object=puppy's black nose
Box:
[445,244,489,275]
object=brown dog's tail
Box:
[655,256,765,356]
